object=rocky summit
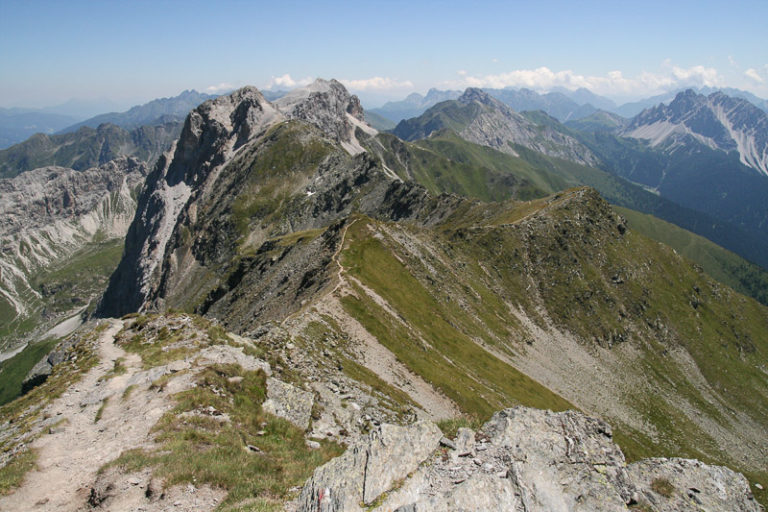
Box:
[0,79,766,511]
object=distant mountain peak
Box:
[458,87,498,106]
[624,89,768,176]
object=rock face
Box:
[275,78,377,154]
[98,87,285,317]
[0,157,147,352]
[296,420,442,511]
[393,87,600,166]
[295,407,763,512]
[628,458,761,512]
[97,80,451,323]
[624,89,768,176]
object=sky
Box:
[1,0,767,110]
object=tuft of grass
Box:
[99,357,127,382]
[122,385,136,400]
[437,415,483,439]
[0,449,36,495]
[94,397,109,423]
[650,477,675,498]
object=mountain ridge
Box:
[1,79,766,510]
[58,89,217,134]
[393,87,600,167]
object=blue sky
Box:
[1,0,767,109]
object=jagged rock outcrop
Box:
[297,420,442,511]
[296,407,762,512]
[98,87,285,317]
[623,89,768,176]
[275,78,378,154]
[97,80,452,322]
[393,87,600,166]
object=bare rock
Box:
[297,407,762,512]
[297,420,442,512]
[262,377,314,430]
[628,458,763,511]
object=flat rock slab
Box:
[297,420,442,512]
[262,377,314,430]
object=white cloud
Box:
[441,64,725,98]
[265,74,313,90]
[339,76,414,91]
[745,68,765,83]
[206,82,235,93]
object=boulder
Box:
[297,420,442,512]
[262,377,314,430]
[628,458,762,511]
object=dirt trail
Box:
[0,319,172,511]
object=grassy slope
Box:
[371,131,768,306]
[340,217,573,418]
[0,338,57,406]
[331,190,768,504]
[616,206,768,305]
[0,239,124,403]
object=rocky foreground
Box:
[295,407,762,512]
[2,314,762,511]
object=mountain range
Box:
[0,109,80,150]
[0,90,216,151]
[0,79,766,510]
[0,121,182,179]
[369,85,768,125]
[59,90,217,133]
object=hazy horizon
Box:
[2,0,766,110]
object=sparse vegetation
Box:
[650,477,675,498]
[118,313,231,369]
[0,449,36,495]
[437,415,483,439]
[106,364,343,510]
[0,325,104,494]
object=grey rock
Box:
[363,422,443,504]
[454,427,475,456]
[262,377,314,430]
[439,436,457,450]
[628,457,762,511]
[21,357,53,394]
[297,407,763,512]
[297,420,442,512]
